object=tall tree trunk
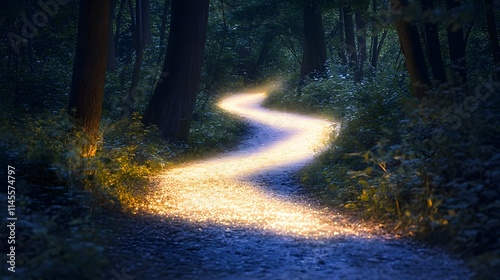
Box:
[143,0,209,141]
[205,0,228,95]
[343,2,357,71]
[389,0,430,99]
[420,0,447,84]
[158,0,171,62]
[68,0,110,156]
[370,0,382,71]
[127,0,136,44]
[27,38,35,74]
[300,1,328,79]
[446,0,467,83]
[370,35,378,69]
[123,0,144,118]
[484,0,500,81]
[355,9,367,80]
[141,0,151,46]
[114,0,126,50]
[251,31,273,79]
[338,6,348,64]
[237,46,252,78]
[371,29,387,70]
[107,0,117,71]
[369,0,388,71]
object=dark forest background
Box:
[1,0,499,278]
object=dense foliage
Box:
[267,60,500,278]
[0,1,246,277]
[1,0,499,278]
[261,3,500,276]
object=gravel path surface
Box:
[106,93,471,279]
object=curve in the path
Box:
[114,92,472,279]
[143,92,368,238]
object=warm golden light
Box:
[142,93,372,239]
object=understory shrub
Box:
[0,98,247,279]
[354,83,500,272]
[268,74,500,273]
[267,71,405,205]
[0,185,109,278]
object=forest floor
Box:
[104,93,472,279]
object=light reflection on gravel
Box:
[109,93,471,279]
[142,93,361,239]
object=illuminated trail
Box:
[115,92,471,279]
[143,92,372,238]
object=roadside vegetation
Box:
[265,66,500,276]
[0,95,246,278]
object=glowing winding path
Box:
[113,92,471,279]
[143,92,368,238]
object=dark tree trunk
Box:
[300,1,328,79]
[420,0,447,84]
[484,0,500,81]
[370,0,384,71]
[123,0,144,118]
[141,0,151,46]
[250,31,273,78]
[205,0,228,94]
[371,29,387,70]
[343,2,357,71]
[158,0,171,62]
[115,0,126,50]
[370,35,378,69]
[237,46,252,78]
[355,9,367,80]
[27,38,35,74]
[338,6,348,64]
[127,0,136,43]
[68,0,110,156]
[143,0,209,141]
[446,0,467,83]
[389,0,430,99]
[107,0,117,71]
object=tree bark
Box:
[127,0,136,45]
[338,6,348,64]
[68,0,110,156]
[355,9,367,80]
[123,0,144,118]
[141,0,151,46]
[300,1,328,79]
[143,0,209,141]
[420,0,447,84]
[107,0,117,71]
[158,0,171,62]
[389,0,430,99]
[237,46,252,78]
[251,31,273,79]
[205,0,228,93]
[370,0,383,71]
[446,0,467,83]
[484,0,500,81]
[114,0,126,50]
[27,38,35,74]
[343,2,357,72]
[371,29,387,70]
